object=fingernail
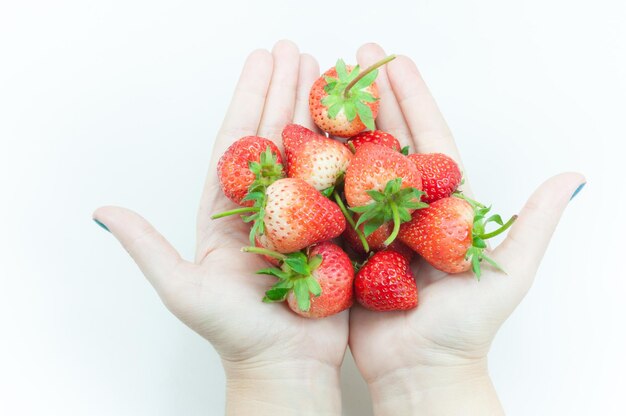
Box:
[93,218,110,232]
[570,182,586,201]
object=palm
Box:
[349,259,524,381]
[346,43,583,384]
[182,215,348,365]
[94,41,348,370]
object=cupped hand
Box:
[93,41,347,392]
[347,43,584,411]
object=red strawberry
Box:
[342,214,415,261]
[344,143,427,246]
[309,56,395,137]
[399,196,517,278]
[355,250,418,311]
[286,242,353,318]
[217,136,284,206]
[282,124,352,192]
[244,242,354,318]
[408,153,462,203]
[258,178,346,253]
[346,130,403,153]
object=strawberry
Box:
[217,136,284,206]
[282,124,352,192]
[213,177,345,253]
[408,153,462,203]
[256,178,346,253]
[354,250,418,311]
[309,56,395,137]
[346,130,407,154]
[399,195,517,278]
[344,143,427,246]
[243,241,354,318]
[342,213,415,261]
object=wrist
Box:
[224,358,342,416]
[367,358,504,416]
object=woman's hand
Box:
[347,43,585,415]
[93,40,345,416]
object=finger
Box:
[93,206,188,294]
[257,40,301,142]
[493,173,586,282]
[212,49,274,163]
[356,43,412,149]
[387,56,456,157]
[386,56,477,196]
[292,53,320,131]
[197,49,273,241]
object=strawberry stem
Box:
[211,207,259,219]
[383,200,401,246]
[479,215,518,240]
[453,192,486,209]
[343,55,396,98]
[241,246,287,261]
[333,190,370,252]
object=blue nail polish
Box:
[570,182,586,201]
[93,218,110,232]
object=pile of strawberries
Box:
[213,56,516,318]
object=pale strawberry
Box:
[344,143,427,246]
[257,178,346,253]
[282,124,352,192]
[345,143,422,207]
[309,56,395,137]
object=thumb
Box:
[493,172,586,282]
[93,206,185,294]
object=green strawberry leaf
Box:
[308,254,323,271]
[401,146,410,156]
[365,189,387,203]
[350,178,427,246]
[294,279,311,312]
[336,59,348,80]
[454,194,518,280]
[321,186,335,198]
[353,68,378,90]
[363,217,385,237]
[306,276,322,297]
[256,268,290,280]
[344,101,357,122]
[284,252,310,276]
[243,246,328,311]
[353,90,378,103]
[355,100,375,131]
[263,287,290,302]
[328,102,343,119]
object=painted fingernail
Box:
[570,182,586,201]
[93,218,110,232]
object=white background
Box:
[1,0,624,414]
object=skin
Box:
[349,43,585,415]
[93,40,585,415]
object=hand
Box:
[93,40,345,416]
[347,43,585,415]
